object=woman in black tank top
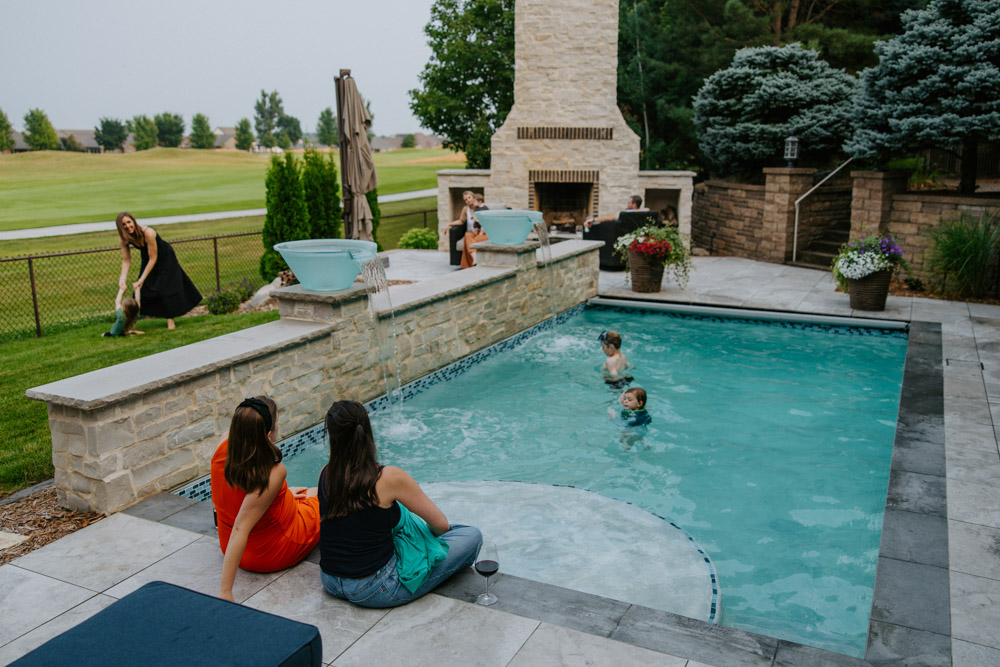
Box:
[317,401,483,608]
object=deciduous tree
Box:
[254,90,284,149]
[260,152,310,281]
[61,134,85,152]
[190,113,215,149]
[234,118,255,151]
[131,114,159,150]
[22,108,59,151]
[94,117,128,152]
[277,114,302,147]
[845,0,1000,194]
[0,108,13,152]
[401,133,416,148]
[409,0,514,168]
[316,107,338,147]
[155,112,185,147]
[302,148,343,239]
[693,43,857,179]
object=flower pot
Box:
[848,270,892,311]
[629,249,665,292]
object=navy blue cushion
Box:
[12,581,321,667]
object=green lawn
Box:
[0,147,462,231]
[0,309,280,498]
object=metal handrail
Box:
[792,157,853,263]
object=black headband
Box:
[597,330,608,342]
[238,397,273,433]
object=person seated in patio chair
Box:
[460,193,490,269]
[102,286,144,337]
[442,190,476,239]
[583,194,644,230]
[661,206,678,228]
[317,400,482,608]
[598,330,633,387]
[211,396,320,602]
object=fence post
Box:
[28,257,42,338]
[213,237,221,292]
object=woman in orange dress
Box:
[210,396,320,601]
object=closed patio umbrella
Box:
[335,70,378,241]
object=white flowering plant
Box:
[831,235,909,292]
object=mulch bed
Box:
[0,488,103,566]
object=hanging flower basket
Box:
[629,248,666,292]
[848,270,892,311]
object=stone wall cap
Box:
[471,240,542,253]
[895,192,1000,206]
[272,283,368,304]
[436,169,491,176]
[538,239,604,265]
[638,170,697,178]
[25,319,334,410]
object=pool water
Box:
[286,306,907,656]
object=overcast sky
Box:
[2,0,438,136]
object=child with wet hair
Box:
[597,329,632,386]
[616,387,651,427]
[103,287,144,337]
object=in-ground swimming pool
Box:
[233,305,907,656]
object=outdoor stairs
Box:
[789,222,850,271]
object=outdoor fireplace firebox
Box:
[435,0,693,245]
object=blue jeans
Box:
[320,525,482,608]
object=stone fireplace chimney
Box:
[436,0,693,239]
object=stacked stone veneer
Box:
[29,241,601,514]
[436,0,694,247]
[691,181,766,258]
[851,171,1000,279]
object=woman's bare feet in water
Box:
[167,319,176,330]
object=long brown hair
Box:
[121,297,139,333]
[115,211,145,248]
[224,396,281,495]
[322,400,381,518]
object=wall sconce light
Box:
[784,135,800,168]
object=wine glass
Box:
[475,541,499,606]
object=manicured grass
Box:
[0,147,462,231]
[0,309,280,498]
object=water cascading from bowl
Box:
[360,257,403,416]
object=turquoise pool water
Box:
[285,306,907,656]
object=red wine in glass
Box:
[475,541,499,606]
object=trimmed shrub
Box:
[398,227,439,249]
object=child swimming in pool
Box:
[608,387,651,451]
[598,330,632,388]
[102,286,143,337]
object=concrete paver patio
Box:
[1,254,998,665]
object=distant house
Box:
[10,130,30,153]
[213,126,237,150]
[56,130,102,153]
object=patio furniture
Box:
[583,210,661,270]
[449,203,510,266]
[11,581,322,667]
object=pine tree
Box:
[234,118,255,151]
[366,189,382,250]
[260,153,311,281]
[302,148,343,239]
[845,0,1000,194]
[131,114,159,150]
[693,43,857,179]
[154,112,185,147]
[94,117,128,152]
[22,108,60,151]
[190,113,215,149]
[316,107,338,147]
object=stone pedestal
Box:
[762,168,817,263]
[850,171,909,239]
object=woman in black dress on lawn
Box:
[116,211,202,330]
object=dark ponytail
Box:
[224,395,280,495]
[322,400,381,518]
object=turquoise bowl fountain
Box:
[476,210,544,246]
[273,239,378,291]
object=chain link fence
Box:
[0,231,264,342]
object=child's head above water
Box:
[622,387,646,410]
[598,329,622,352]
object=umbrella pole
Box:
[335,69,352,239]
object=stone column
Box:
[850,171,909,239]
[762,167,817,263]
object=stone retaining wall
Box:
[30,241,601,514]
[691,180,766,258]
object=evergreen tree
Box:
[0,108,13,153]
[366,189,382,250]
[693,43,857,179]
[234,118,255,151]
[316,107,338,147]
[254,90,284,149]
[154,112,185,147]
[845,0,1000,194]
[131,114,159,150]
[401,133,416,148]
[277,114,302,146]
[302,148,343,238]
[190,113,215,149]
[22,108,59,151]
[94,117,128,152]
[409,0,515,168]
[260,152,311,281]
